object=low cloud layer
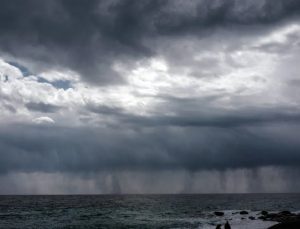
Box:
[1,123,300,174]
[0,0,300,193]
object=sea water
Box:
[0,194,300,228]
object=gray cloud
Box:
[0,0,299,85]
[1,0,300,193]
[25,102,62,113]
[1,122,300,174]
[87,97,300,128]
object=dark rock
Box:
[258,211,300,223]
[214,211,224,216]
[258,216,266,220]
[279,211,292,215]
[266,213,278,219]
[268,221,300,229]
[241,217,245,220]
[240,210,248,215]
[216,224,222,229]
[261,211,269,215]
[249,216,255,220]
[277,215,299,223]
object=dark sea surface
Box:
[0,194,300,229]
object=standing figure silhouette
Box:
[225,221,231,229]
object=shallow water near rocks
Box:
[0,194,299,228]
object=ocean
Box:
[0,194,300,228]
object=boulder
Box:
[261,211,269,216]
[258,216,266,220]
[266,213,278,219]
[214,211,224,216]
[240,210,248,215]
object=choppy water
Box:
[0,194,300,228]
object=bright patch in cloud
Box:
[32,116,55,125]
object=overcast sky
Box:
[0,0,300,194]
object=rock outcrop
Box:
[268,221,300,229]
[239,210,248,215]
[214,211,224,216]
[262,211,300,229]
[260,211,300,223]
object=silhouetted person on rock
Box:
[225,221,231,229]
[216,224,221,229]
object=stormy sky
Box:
[0,0,300,194]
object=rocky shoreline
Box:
[260,211,300,229]
[213,210,300,228]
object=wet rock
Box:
[259,211,300,223]
[240,210,248,215]
[214,211,224,216]
[261,211,269,215]
[249,216,255,220]
[258,215,266,220]
[267,213,278,219]
[268,221,300,229]
[279,211,292,215]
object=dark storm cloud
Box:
[1,121,300,174]
[0,0,299,85]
